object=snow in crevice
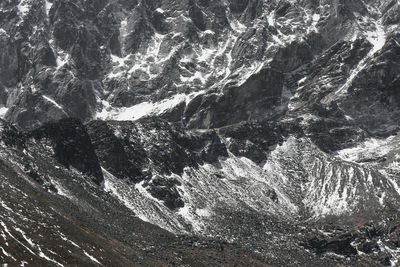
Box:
[37,248,63,267]
[267,12,276,27]
[15,227,36,247]
[225,2,247,34]
[0,200,13,213]
[59,232,80,248]
[44,0,53,16]
[83,251,102,265]
[323,16,387,103]
[119,18,128,49]
[48,39,70,71]
[42,95,68,116]
[56,53,70,70]
[219,35,236,81]
[310,13,321,33]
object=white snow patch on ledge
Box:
[155,8,165,14]
[0,107,8,119]
[202,30,215,35]
[96,91,204,121]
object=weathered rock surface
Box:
[0,0,400,266]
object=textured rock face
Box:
[0,120,267,266]
[87,118,229,209]
[184,67,284,128]
[29,118,104,185]
[0,0,400,266]
[86,120,145,183]
[2,0,398,130]
[301,216,400,265]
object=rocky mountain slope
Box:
[0,0,400,266]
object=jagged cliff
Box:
[0,0,400,266]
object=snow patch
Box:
[268,12,276,26]
[120,18,128,40]
[0,107,8,119]
[45,0,53,16]
[178,205,202,232]
[102,168,188,233]
[229,19,247,33]
[365,19,386,54]
[336,135,399,164]
[59,233,80,248]
[17,0,30,17]
[42,96,67,115]
[323,18,386,103]
[49,178,73,199]
[0,28,8,37]
[84,251,102,265]
[96,91,203,121]
[56,54,69,70]
[0,246,16,261]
